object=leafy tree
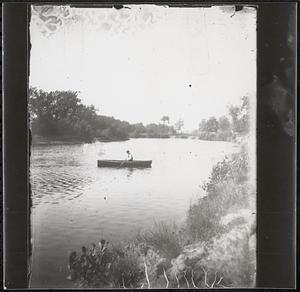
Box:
[199,117,219,133]
[205,117,219,132]
[228,96,249,134]
[198,119,207,132]
[174,119,184,134]
[130,123,145,133]
[29,88,130,142]
[218,116,231,132]
[29,88,86,137]
[160,116,170,125]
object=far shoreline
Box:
[31,134,237,147]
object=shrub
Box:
[135,222,184,260]
[68,240,144,288]
[203,146,248,194]
[109,246,143,288]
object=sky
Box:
[30,5,256,131]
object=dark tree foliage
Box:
[29,88,176,142]
[145,123,174,138]
[29,88,132,142]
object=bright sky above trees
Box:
[30,5,256,131]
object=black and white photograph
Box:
[28,4,257,288]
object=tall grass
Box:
[108,246,142,288]
[135,222,184,260]
[186,146,250,241]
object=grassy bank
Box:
[67,144,255,288]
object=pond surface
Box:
[30,138,237,288]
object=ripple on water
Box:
[31,167,93,206]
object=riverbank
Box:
[31,134,179,146]
[31,135,129,146]
[130,133,170,139]
[68,144,255,288]
[32,134,203,145]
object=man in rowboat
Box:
[119,150,133,167]
[126,150,133,161]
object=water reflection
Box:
[126,168,134,179]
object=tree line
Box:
[29,88,250,143]
[29,88,176,143]
[197,96,250,141]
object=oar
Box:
[120,160,126,167]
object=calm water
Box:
[30,138,237,288]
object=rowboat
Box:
[97,160,152,168]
